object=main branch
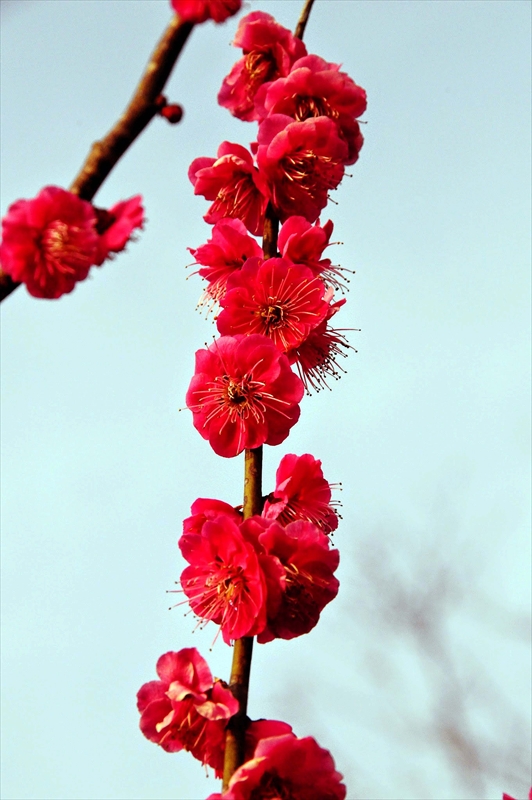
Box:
[221,0,314,783]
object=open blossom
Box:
[278,215,350,292]
[178,514,273,643]
[263,453,339,534]
[0,186,144,298]
[188,218,262,304]
[502,791,532,800]
[94,195,144,265]
[171,0,241,24]
[287,298,352,392]
[257,115,348,223]
[254,54,366,164]
[216,257,329,352]
[189,143,269,236]
[183,497,242,536]
[218,11,307,121]
[186,334,304,457]
[0,186,99,299]
[243,518,339,643]
[137,647,238,776]
[207,734,347,800]
[278,216,333,274]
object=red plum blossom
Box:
[186,334,304,457]
[178,514,276,643]
[0,186,99,299]
[183,497,243,536]
[171,0,241,24]
[136,647,238,776]
[216,256,329,352]
[278,215,334,274]
[254,54,366,164]
[262,452,339,534]
[277,215,350,292]
[189,143,269,236]
[188,218,262,304]
[0,186,144,299]
[287,298,352,392]
[218,11,307,121]
[257,115,347,223]
[94,195,144,265]
[206,733,346,799]
[241,517,339,643]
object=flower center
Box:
[250,772,296,800]
[223,376,255,409]
[212,171,261,223]
[245,50,278,89]
[40,220,93,276]
[259,303,285,329]
[294,95,338,121]
[280,149,339,196]
[206,562,245,606]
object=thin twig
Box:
[69,16,193,201]
[294,0,316,40]
[0,15,193,303]
[222,450,264,789]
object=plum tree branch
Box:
[221,1,316,786]
[0,14,194,302]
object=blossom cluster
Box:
[184,10,365,423]
[138,646,345,798]
[136,4,365,796]
[178,454,340,645]
[0,186,144,299]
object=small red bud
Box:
[160,103,184,124]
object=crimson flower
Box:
[189,142,269,236]
[218,11,307,121]
[245,719,293,756]
[216,257,329,352]
[277,215,350,292]
[186,334,304,457]
[171,0,241,24]
[287,298,353,392]
[183,497,242,537]
[178,514,271,643]
[0,186,99,299]
[136,647,238,776]
[94,195,144,265]
[254,54,366,164]
[245,518,339,643]
[502,791,532,800]
[262,453,339,534]
[188,218,262,304]
[278,216,333,273]
[206,734,347,800]
[257,115,348,223]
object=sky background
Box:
[1,1,531,799]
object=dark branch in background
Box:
[0,15,194,303]
[346,536,532,798]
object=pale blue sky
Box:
[1,2,530,799]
